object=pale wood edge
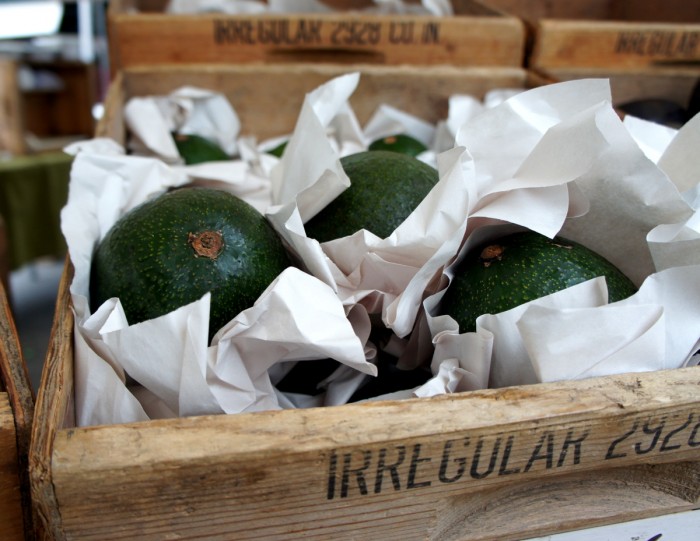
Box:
[436,461,700,541]
[28,256,74,541]
[95,72,125,146]
[0,57,26,155]
[0,280,35,539]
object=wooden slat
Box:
[107,0,525,75]
[0,279,35,539]
[46,366,700,540]
[0,57,26,155]
[29,258,73,541]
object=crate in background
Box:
[106,0,525,73]
[0,280,35,540]
[0,55,98,156]
[485,0,700,70]
[97,63,529,143]
[28,64,700,541]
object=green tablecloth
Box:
[0,151,72,270]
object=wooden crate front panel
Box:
[47,366,700,540]
[98,64,529,144]
[522,0,700,69]
[107,0,525,72]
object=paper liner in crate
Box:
[416,86,700,397]
[65,72,700,426]
[264,74,700,401]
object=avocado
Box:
[173,133,231,165]
[304,150,439,242]
[368,134,428,157]
[440,231,638,333]
[90,187,292,341]
[266,140,288,158]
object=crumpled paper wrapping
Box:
[63,135,377,426]
[65,71,700,426]
[415,81,700,397]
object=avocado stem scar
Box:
[480,244,504,267]
[189,230,224,259]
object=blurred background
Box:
[1,1,110,389]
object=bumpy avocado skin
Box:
[173,133,231,165]
[368,134,428,157]
[440,231,638,333]
[304,150,438,243]
[90,187,292,341]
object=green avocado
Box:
[304,150,439,242]
[266,140,288,158]
[173,133,231,165]
[368,134,428,157]
[90,187,292,342]
[440,231,638,333]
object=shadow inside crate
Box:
[9,258,64,391]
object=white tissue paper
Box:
[419,79,700,395]
[64,69,700,426]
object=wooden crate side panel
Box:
[0,394,25,541]
[434,461,700,541]
[0,57,26,155]
[29,258,74,541]
[531,20,700,69]
[49,368,700,540]
[99,65,527,142]
[0,278,34,539]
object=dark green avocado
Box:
[90,187,292,341]
[266,140,289,158]
[440,231,638,333]
[368,133,428,157]
[304,150,439,242]
[173,133,232,165]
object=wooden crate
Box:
[0,56,26,155]
[0,55,98,155]
[106,0,525,73]
[486,0,700,70]
[29,65,700,541]
[0,279,35,540]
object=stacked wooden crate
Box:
[489,0,700,111]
